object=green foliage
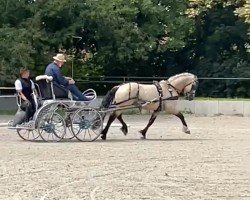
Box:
[190,2,250,97]
[235,0,250,23]
[81,0,193,75]
[0,0,249,97]
[0,26,35,83]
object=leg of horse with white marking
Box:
[139,111,159,139]
[117,114,128,135]
[101,112,117,140]
[174,112,190,134]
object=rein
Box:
[108,95,178,111]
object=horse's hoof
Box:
[139,130,146,139]
[182,126,191,134]
[101,134,106,140]
[120,127,128,136]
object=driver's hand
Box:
[68,79,75,84]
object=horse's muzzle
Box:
[186,94,195,101]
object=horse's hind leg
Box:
[139,111,158,139]
[117,114,128,135]
[174,112,190,134]
[101,112,117,140]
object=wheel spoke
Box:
[38,112,66,142]
[17,129,39,141]
[71,108,103,142]
[83,129,87,140]
[87,129,92,140]
[90,129,99,136]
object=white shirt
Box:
[15,79,35,91]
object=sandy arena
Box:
[0,115,250,200]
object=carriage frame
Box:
[8,75,105,142]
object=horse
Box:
[100,72,198,140]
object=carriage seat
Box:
[35,75,73,100]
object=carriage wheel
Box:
[37,112,66,142]
[56,108,76,140]
[71,108,103,142]
[17,129,39,141]
[63,114,76,140]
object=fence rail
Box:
[1,77,250,97]
[74,76,250,80]
[0,87,16,96]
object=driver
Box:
[45,53,90,101]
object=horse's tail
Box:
[101,86,120,108]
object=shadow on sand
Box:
[19,137,211,143]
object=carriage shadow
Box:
[21,137,211,143]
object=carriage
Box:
[8,73,198,142]
[8,75,104,142]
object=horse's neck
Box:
[158,81,178,97]
[169,77,189,92]
[171,79,182,88]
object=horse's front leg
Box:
[174,112,190,134]
[117,114,128,135]
[101,112,117,140]
[139,111,159,139]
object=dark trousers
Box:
[66,84,89,101]
[13,99,35,126]
[21,99,36,122]
[24,99,35,121]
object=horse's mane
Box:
[168,72,194,82]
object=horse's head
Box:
[167,73,198,101]
[183,75,198,101]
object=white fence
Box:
[177,100,250,116]
[0,96,250,116]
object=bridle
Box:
[167,77,198,96]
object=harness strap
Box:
[166,81,173,97]
[129,83,131,99]
[137,83,140,98]
[153,81,163,112]
[167,82,180,95]
[167,80,196,95]
[114,83,140,106]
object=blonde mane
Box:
[168,72,194,82]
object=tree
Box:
[1,0,249,97]
[235,0,250,23]
[0,0,35,85]
[187,0,250,97]
[73,0,194,77]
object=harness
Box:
[153,81,163,112]
[114,81,179,111]
[110,75,198,111]
[114,83,140,106]
[167,80,196,95]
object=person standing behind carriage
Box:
[13,67,36,125]
[44,53,90,101]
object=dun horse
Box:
[100,73,198,140]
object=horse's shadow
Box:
[18,137,210,143]
[95,138,211,143]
